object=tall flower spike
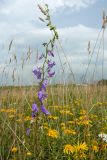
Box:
[32,4,58,115]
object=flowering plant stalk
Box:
[32,4,58,118]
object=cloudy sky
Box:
[0,0,107,85]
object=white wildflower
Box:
[98,133,107,142]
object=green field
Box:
[0,85,107,160]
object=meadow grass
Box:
[0,85,107,160]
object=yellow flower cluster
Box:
[0,108,16,113]
[63,144,74,154]
[74,99,82,106]
[47,129,59,138]
[64,129,76,135]
[60,123,66,130]
[92,145,99,152]
[24,116,32,121]
[42,122,49,130]
[67,121,75,125]
[64,142,88,155]
[93,101,107,107]
[59,109,73,116]
[78,115,92,126]
[74,142,88,153]
[48,115,58,120]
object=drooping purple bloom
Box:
[48,71,55,77]
[48,50,54,57]
[32,103,38,113]
[41,105,50,115]
[38,90,48,102]
[26,128,30,136]
[31,103,38,118]
[38,53,44,60]
[33,67,42,79]
[48,60,56,68]
[41,79,48,91]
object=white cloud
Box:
[40,0,97,11]
[0,0,106,84]
[0,23,107,84]
[0,0,98,19]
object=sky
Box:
[0,0,107,85]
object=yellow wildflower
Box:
[64,129,76,135]
[6,108,16,113]
[9,115,15,119]
[74,99,82,106]
[92,145,99,152]
[48,115,58,120]
[67,121,75,125]
[74,142,88,153]
[103,144,107,150]
[42,123,49,130]
[60,110,73,116]
[60,123,66,130]
[80,109,87,115]
[47,129,59,138]
[79,153,87,159]
[16,119,23,123]
[26,152,32,156]
[24,116,32,121]
[78,115,92,126]
[63,144,74,154]
[0,109,6,112]
[43,126,49,130]
[78,120,92,126]
[60,123,65,127]
[11,147,18,153]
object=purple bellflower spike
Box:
[32,103,38,113]
[48,50,54,57]
[48,71,55,77]
[33,67,42,79]
[41,79,48,91]
[48,60,56,68]
[41,105,50,115]
[38,90,48,102]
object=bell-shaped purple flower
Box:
[31,103,38,118]
[38,53,44,60]
[41,79,48,91]
[33,67,42,79]
[38,90,48,102]
[48,71,55,77]
[48,60,56,68]
[41,105,50,115]
[32,103,38,113]
[48,50,54,57]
